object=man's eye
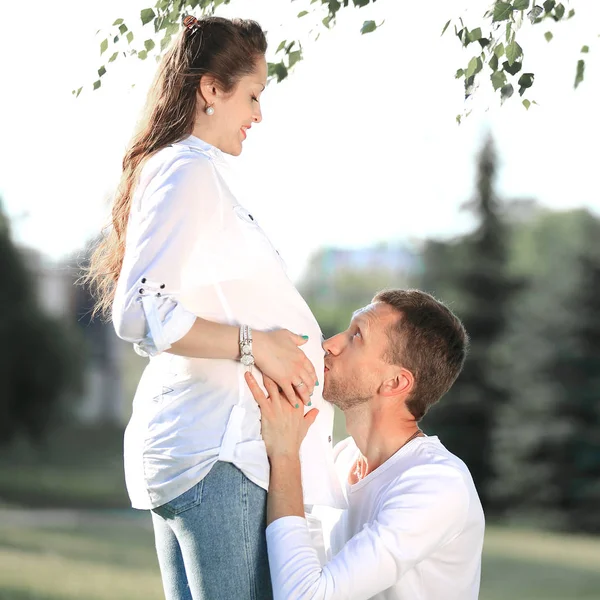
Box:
[353,331,361,338]
[251,95,259,102]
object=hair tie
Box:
[183,15,200,31]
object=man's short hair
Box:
[373,289,468,420]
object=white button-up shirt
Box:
[266,436,484,600]
[113,135,346,510]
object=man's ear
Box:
[380,368,414,398]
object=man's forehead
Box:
[351,302,394,325]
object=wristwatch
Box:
[239,325,255,370]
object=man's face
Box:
[322,302,400,411]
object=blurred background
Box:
[1,0,599,599]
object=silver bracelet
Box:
[239,325,255,371]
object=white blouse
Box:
[266,436,485,600]
[112,135,346,510]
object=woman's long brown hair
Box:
[83,16,267,319]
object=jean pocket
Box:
[156,481,204,518]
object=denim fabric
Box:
[151,461,273,600]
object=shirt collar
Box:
[176,134,225,162]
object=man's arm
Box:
[267,454,305,525]
[266,465,470,600]
[244,372,470,600]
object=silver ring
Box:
[294,381,305,388]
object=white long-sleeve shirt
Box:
[266,435,485,600]
[113,134,346,510]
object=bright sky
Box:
[1,0,598,281]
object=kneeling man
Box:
[246,289,485,600]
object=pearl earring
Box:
[205,105,215,116]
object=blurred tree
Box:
[299,244,419,338]
[421,135,522,509]
[492,209,600,532]
[0,200,85,445]
[83,1,592,113]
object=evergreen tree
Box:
[421,136,521,509]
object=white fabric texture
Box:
[112,135,346,510]
[266,435,485,600]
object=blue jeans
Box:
[151,461,273,600]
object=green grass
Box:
[0,426,129,509]
[0,515,598,600]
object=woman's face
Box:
[199,56,268,156]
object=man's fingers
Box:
[263,375,280,400]
[303,408,319,432]
[244,372,269,411]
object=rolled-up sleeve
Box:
[112,150,222,357]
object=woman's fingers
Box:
[281,382,302,409]
[293,370,315,406]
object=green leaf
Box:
[144,39,155,52]
[441,19,451,36]
[455,68,465,79]
[127,31,134,44]
[489,54,499,72]
[108,51,119,63]
[456,114,462,125]
[468,28,482,43]
[113,35,119,44]
[93,80,101,90]
[554,3,565,20]
[494,42,505,58]
[361,20,376,34]
[98,65,107,77]
[276,40,287,53]
[113,18,124,26]
[466,56,483,78]
[140,8,156,26]
[567,8,575,18]
[544,31,553,42]
[513,0,530,10]
[100,39,108,55]
[288,50,301,68]
[353,0,371,6]
[268,61,288,83]
[73,87,83,98]
[119,24,128,35]
[528,5,543,22]
[518,72,534,95]
[493,1,513,22]
[574,59,585,88]
[503,59,522,75]
[523,99,531,109]
[297,10,309,17]
[506,41,523,66]
[491,70,507,90]
[322,15,333,28]
[500,83,514,103]
[581,45,589,53]
[138,50,148,60]
[543,0,555,12]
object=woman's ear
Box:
[198,74,219,106]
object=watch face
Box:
[241,354,255,367]
[241,343,252,355]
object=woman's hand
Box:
[252,329,318,407]
[245,372,319,458]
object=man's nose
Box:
[323,333,344,356]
